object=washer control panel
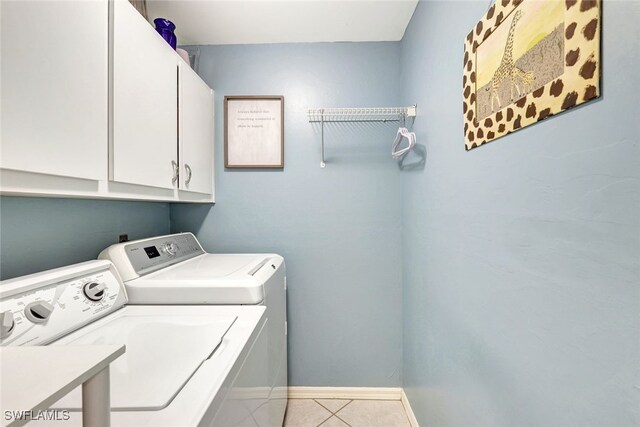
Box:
[0,261,127,346]
[123,233,205,276]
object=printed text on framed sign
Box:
[224,96,284,168]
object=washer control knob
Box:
[162,242,178,257]
[0,311,15,339]
[24,301,54,324]
[83,282,107,302]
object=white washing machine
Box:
[0,260,268,426]
[98,233,287,427]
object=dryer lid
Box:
[51,312,237,411]
[144,254,269,281]
[122,254,282,305]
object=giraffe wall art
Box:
[463,0,601,150]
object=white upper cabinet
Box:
[0,0,215,202]
[179,63,214,195]
[110,0,179,190]
[0,0,108,181]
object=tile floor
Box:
[284,399,411,427]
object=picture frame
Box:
[463,0,601,150]
[224,95,285,168]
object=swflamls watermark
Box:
[4,409,71,421]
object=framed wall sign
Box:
[463,0,601,150]
[224,95,284,168]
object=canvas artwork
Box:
[463,0,601,150]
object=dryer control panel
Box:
[0,261,127,346]
[100,233,205,280]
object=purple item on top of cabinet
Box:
[153,18,177,50]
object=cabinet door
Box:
[110,0,178,189]
[179,64,214,195]
[1,0,107,180]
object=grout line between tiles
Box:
[313,400,334,427]
[336,399,353,413]
[296,398,413,427]
[333,401,353,427]
[314,398,353,415]
[313,399,334,415]
[316,412,334,427]
[334,413,353,427]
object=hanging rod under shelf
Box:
[307,105,416,123]
[307,105,417,167]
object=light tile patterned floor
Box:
[284,399,411,427]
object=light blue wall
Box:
[0,197,170,280]
[400,1,640,426]
[170,43,404,386]
[2,4,637,418]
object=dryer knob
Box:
[83,282,107,302]
[162,242,178,256]
[24,301,54,324]
[0,310,15,339]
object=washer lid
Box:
[51,312,236,411]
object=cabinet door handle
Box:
[171,160,179,185]
[185,164,192,186]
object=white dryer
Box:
[0,260,268,426]
[99,233,287,427]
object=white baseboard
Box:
[287,387,419,426]
[401,389,420,427]
[288,386,402,400]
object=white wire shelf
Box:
[307,105,416,123]
[307,105,417,167]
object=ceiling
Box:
[146,0,419,46]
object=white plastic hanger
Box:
[392,127,416,158]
